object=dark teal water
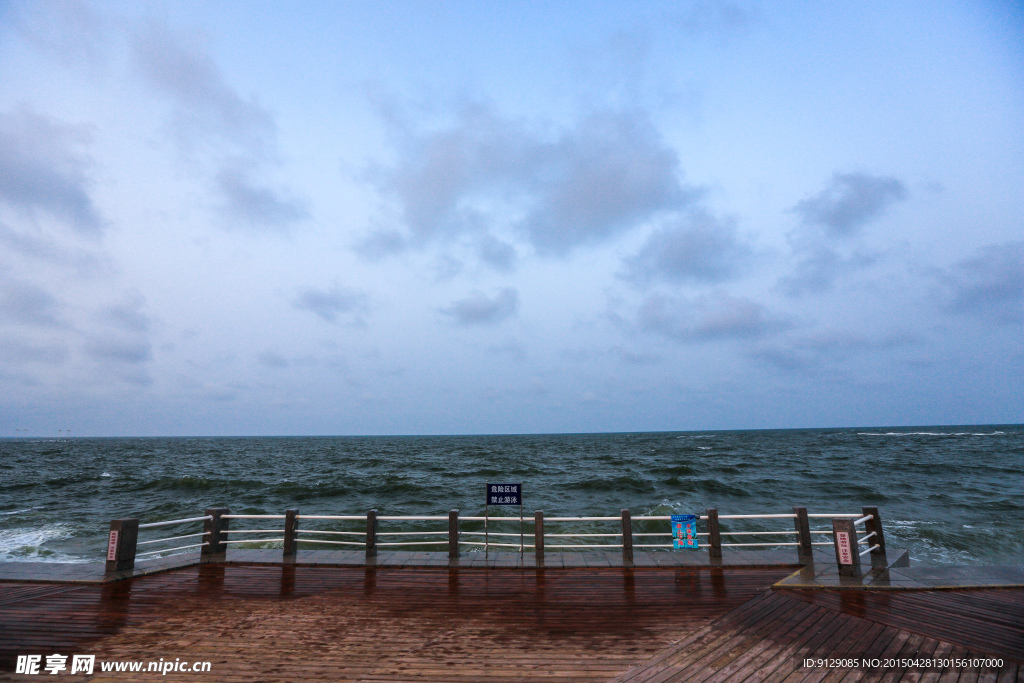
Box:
[1,426,1021,566]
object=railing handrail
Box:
[136,542,208,557]
[543,516,622,522]
[137,533,206,545]
[808,513,861,518]
[138,512,858,527]
[137,515,211,529]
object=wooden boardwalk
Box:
[612,588,1023,682]
[1,565,788,681]
[1,564,1021,682]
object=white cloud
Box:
[0,107,102,234]
[792,172,907,237]
[373,103,696,258]
[633,292,791,342]
[624,210,749,284]
[293,284,368,323]
[938,241,1024,325]
[441,288,518,325]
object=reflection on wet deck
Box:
[2,564,786,681]
[2,564,1022,681]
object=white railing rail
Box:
[138,515,212,529]
[130,515,213,561]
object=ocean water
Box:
[1,426,1021,566]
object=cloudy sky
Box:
[1,1,1021,436]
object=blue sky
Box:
[0,1,1021,436]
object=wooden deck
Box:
[612,588,1023,682]
[1,564,1021,682]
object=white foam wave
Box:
[0,525,91,563]
[857,431,1006,437]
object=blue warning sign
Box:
[671,514,698,549]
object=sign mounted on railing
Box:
[486,483,521,506]
[671,514,698,549]
[836,531,853,564]
[107,530,119,561]
[484,482,523,558]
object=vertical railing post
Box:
[448,509,459,561]
[621,509,633,567]
[793,506,813,563]
[534,511,545,565]
[706,508,722,560]
[366,509,378,559]
[105,518,139,574]
[862,506,887,566]
[201,508,230,563]
[832,517,861,578]
[283,509,299,561]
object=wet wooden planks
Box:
[613,588,1024,682]
[778,587,1024,663]
[0,584,86,607]
[1,565,790,681]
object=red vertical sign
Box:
[107,530,119,561]
[836,531,853,564]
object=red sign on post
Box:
[107,530,119,561]
[836,531,853,564]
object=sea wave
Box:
[857,431,1006,436]
[0,525,91,563]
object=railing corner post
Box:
[283,509,299,561]
[201,508,230,563]
[832,517,861,577]
[448,509,459,560]
[862,506,887,566]
[621,509,633,567]
[706,508,722,560]
[534,510,545,565]
[366,509,378,559]
[105,518,139,574]
[793,506,812,563]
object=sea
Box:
[1,426,1021,567]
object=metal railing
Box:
[135,515,211,557]
[105,504,889,575]
[105,515,211,571]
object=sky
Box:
[0,1,1021,436]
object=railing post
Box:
[862,506,887,566]
[793,506,813,563]
[832,517,861,578]
[366,509,378,559]
[706,508,722,560]
[621,509,633,567]
[534,510,544,565]
[448,509,459,561]
[105,518,139,574]
[283,509,299,561]
[201,508,230,563]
